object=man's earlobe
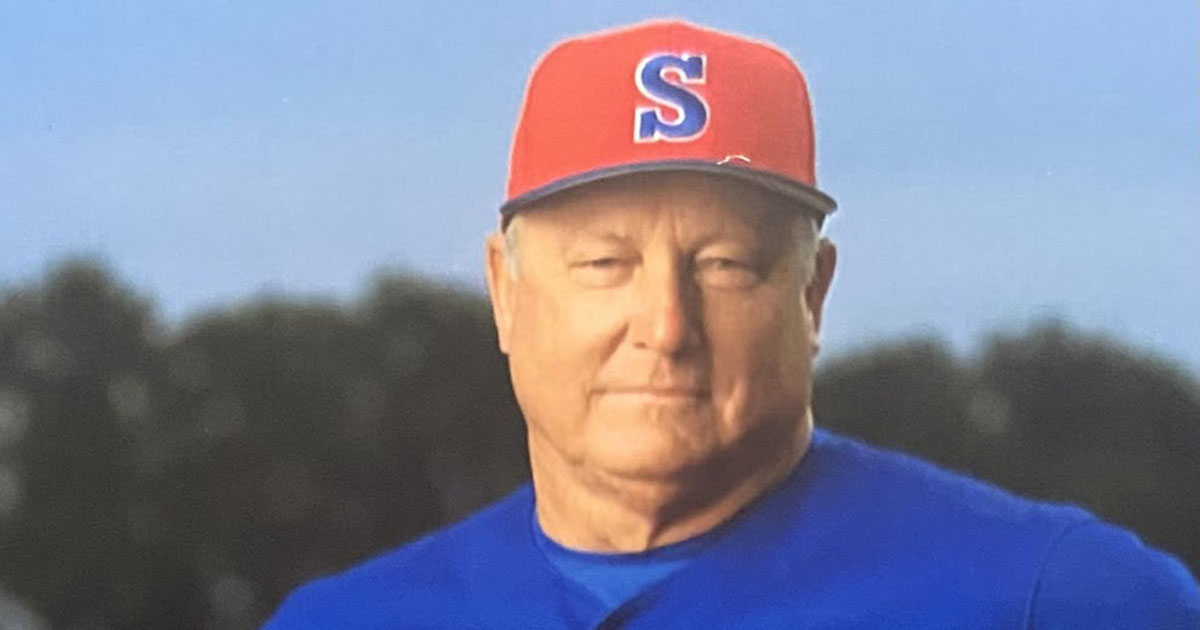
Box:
[484,232,514,354]
[805,239,837,333]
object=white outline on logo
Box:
[633,52,709,144]
[717,154,751,165]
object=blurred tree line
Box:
[0,260,1196,629]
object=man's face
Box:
[486,172,836,483]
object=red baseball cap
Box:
[502,19,836,219]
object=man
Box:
[267,19,1198,628]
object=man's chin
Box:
[585,441,719,485]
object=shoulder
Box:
[263,484,536,629]
[806,429,1089,532]
[1030,518,1198,628]
[802,429,1197,623]
[800,429,1093,581]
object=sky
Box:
[1,0,1196,371]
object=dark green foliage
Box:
[974,323,1200,573]
[0,263,527,629]
[0,260,1195,628]
[0,260,155,629]
[814,323,1200,583]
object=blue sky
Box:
[2,1,1196,370]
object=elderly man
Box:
[267,20,1197,628]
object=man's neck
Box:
[530,412,813,553]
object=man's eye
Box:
[568,258,633,287]
[698,257,752,271]
[582,258,622,269]
[708,258,745,270]
[696,258,760,288]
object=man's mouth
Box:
[599,386,709,399]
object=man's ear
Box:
[485,231,515,355]
[804,238,837,334]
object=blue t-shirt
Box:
[265,429,1199,628]
[532,506,724,608]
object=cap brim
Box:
[500,160,837,219]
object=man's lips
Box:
[597,386,710,398]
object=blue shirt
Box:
[265,429,1199,628]
[532,505,724,608]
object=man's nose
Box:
[631,264,700,355]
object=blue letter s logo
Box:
[635,53,709,143]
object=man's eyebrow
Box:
[561,229,632,249]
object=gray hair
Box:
[502,214,524,278]
[501,212,820,283]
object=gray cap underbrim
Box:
[500,160,837,220]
